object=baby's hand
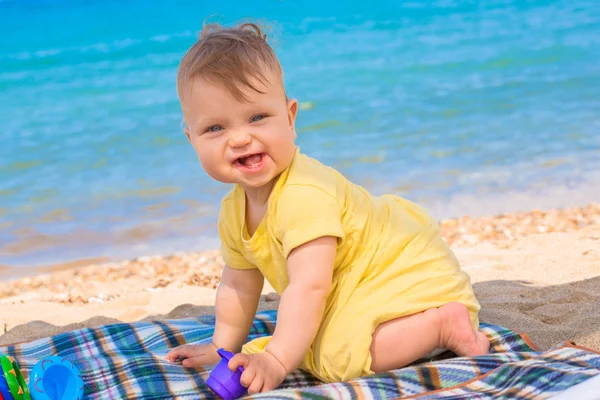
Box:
[165,342,220,368]
[229,352,287,394]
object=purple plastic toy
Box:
[206,349,247,400]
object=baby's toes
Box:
[475,331,491,354]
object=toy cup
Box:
[206,349,247,400]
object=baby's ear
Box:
[287,98,298,129]
[181,119,192,143]
[184,127,192,143]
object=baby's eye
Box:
[250,114,264,123]
[207,125,223,133]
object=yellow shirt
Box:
[218,148,480,382]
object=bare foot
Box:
[438,302,490,356]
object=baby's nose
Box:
[228,129,252,148]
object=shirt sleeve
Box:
[218,200,256,270]
[275,184,345,258]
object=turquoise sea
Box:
[1,0,599,268]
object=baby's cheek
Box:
[197,153,228,182]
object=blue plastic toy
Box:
[0,355,27,400]
[206,349,247,400]
[28,356,84,400]
[0,372,14,400]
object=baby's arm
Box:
[165,265,263,367]
[214,265,265,351]
[265,236,336,372]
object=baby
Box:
[165,22,490,394]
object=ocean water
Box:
[1,0,599,268]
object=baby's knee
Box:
[311,332,370,382]
[312,346,351,382]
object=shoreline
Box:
[1,202,598,282]
[3,186,599,272]
[1,203,599,348]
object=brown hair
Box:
[177,22,283,102]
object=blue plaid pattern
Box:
[1,310,598,399]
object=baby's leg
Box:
[369,302,489,373]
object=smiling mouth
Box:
[234,153,266,172]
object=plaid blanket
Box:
[1,310,599,399]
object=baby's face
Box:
[181,69,298,192]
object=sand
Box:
[1,204,599,353]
